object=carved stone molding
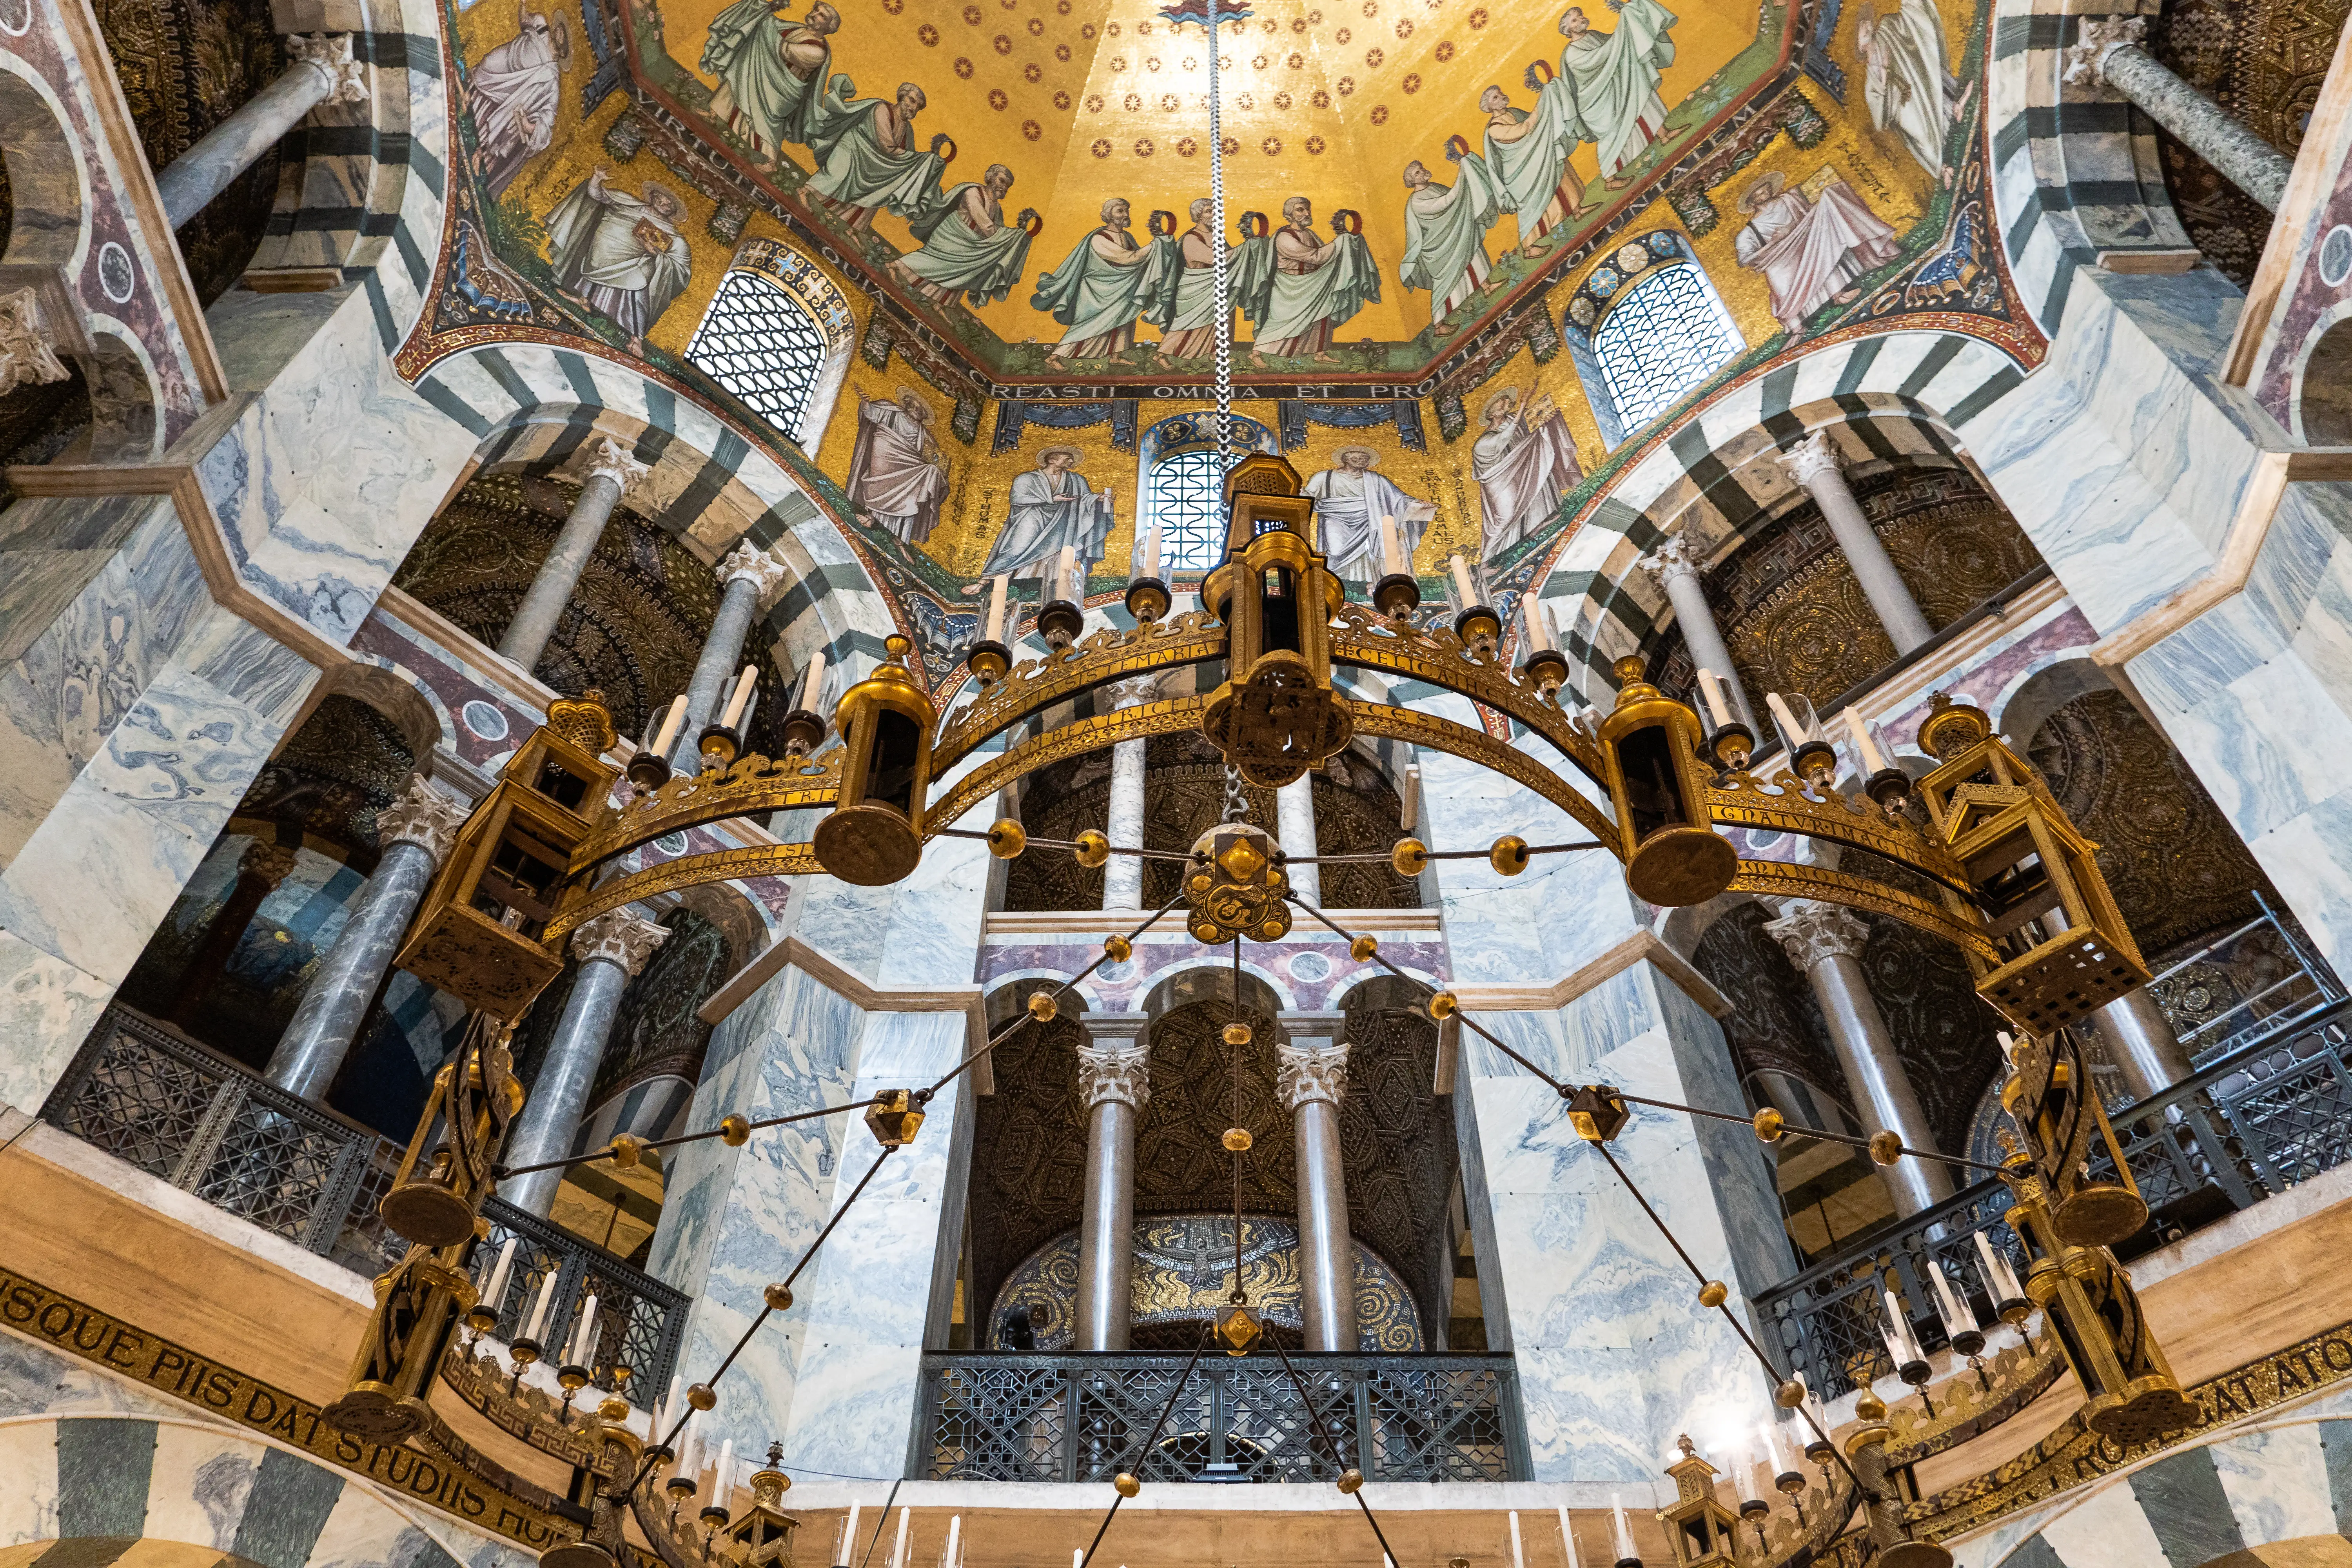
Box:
[376,773,471,867]
[715,539,791,600]
[1777,429,1846,491]
[2063,15,2147,89]
[286,33,368,105]
[1763,900,1874,971]
[0,289,71,398]
[569,435,651,499]
[1637,532,1704,589]
[571,909,671,976]
[1075,1042,1151,1111]
[1276,1040,1351,1111]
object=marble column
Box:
[169,838,298,1029]
[154,33,366,227]
[263,776,468,1101]
[502,908,670,1217]
[1779,432,1934,655]
[2066,17,2294,211]
[1074,1014,1150,1351]
[1277,1015,1355,1352]
[497,439,650,677]
[1638,535,1759,732]
[1100,677,1160,910]
[2092,987,2194,1102]
[1763,901,1954,1216]
[672,541,792,771]
[1277,776,1321,905]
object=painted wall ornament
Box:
[1241,196,1381,364]
[1858,0,1962,182]
[1552,0,1680,185]
[808,79,946,236]
[1479,78,1586,256]
[1034,196,1179,364]
[1472,387,1582,556]
[1302,447,1434,584]
[848,387,950,545]
[701,0,839,171]
[1734,167,1900,336]
[1399,153,1501,327]
[892,163,1037,308]
[977,446,1114,583]
[546,168,692,354]
[467,0,572,200]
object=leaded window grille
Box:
[1148,446,1231,570]
[1590,263,1740,435]
[685,269,828,438]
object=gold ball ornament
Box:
[1222,1127,1254,1152]
[764,1282,794,1311]
[1336,1467,1364,1494]
[987,818,1028,859]
[1775,1378,1808,1409]
[1222,1022,1253,1047]
[1028,990,1060,1023]
[1103,934,1132,963]
[719,1114,751,1147]
[1350,934,1378,961]
[1697,1279,1728,1308]
[1074,829,1111,868]
[1752,1107,1786,1143]
[1869,1129,1905,1165]
[608,1134,643,1169]
[1489,835,1530,876]
[687,1382,718,1411]
[1427,990,1459,1020]
[1391,837,1429,877]
[1114,1472,1141,1499]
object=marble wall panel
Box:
[0,931,114,1116]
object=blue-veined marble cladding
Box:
[648,962,866,1461]
[779,1012,971,1482]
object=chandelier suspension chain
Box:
[1209,6,1230,464]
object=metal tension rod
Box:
[1076,1319,1218,1568]
[1587,1136,1874,1503]
[496,1096,883,1180]
[1264,1334,1407,1565]
[1278,840,1605,866]
[936,827,1196,862]
[627,1143,900,1496]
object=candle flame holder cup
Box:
[1867,765,1913,815]
[964,640,1010,689]
[1373,571,1421,619]
[506,1336,541,1397]
[1037,599,1084,650]
[1454,604,1502,659]
[780,707,827,757]
[1710,722,1755,775]
[1125,578,1170,626]
[696,724,741,774]
[626,750,672,797]
[1521,648,1570,697]
[1791,738,1840,792]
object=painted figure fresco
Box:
[1303,448,1435,583]
[1551,0,1679,185]
[808,80,944,234]
[847,388,949,545]
[1241,198,1380,364]
[1033,197,1177,363]
[979,447,1115,582]
[467,1,570,200]
[546,169,691,355]
[892,164,1036,307]
[1472,388,1583,555]
[700,0,838,170]
[1480,82,1584,254]
[1734,168,1900,336]
[1154,198,1225,360]
[1401,153,1499,325]
[1859,0,1962,180]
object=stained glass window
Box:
[1590,263,1740,436]
[684,270,828,438]
[1149,446,1231,570]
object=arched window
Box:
[1590,263,1742,433]
[1134,411,1278,573]
[685,270,828,440]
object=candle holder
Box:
[1373,571,1421,618]
[1895,1356,1938,1418]
[964,640,1010,688]
[1775,1461,1809,1526]
[506,1336,541,1397]
[1454,603,1502,659]
[1791,737,1840,792]
[557,1360,590,1422]
[1125,576,1170,626]
[1520,647,1570,697]
[1037,597,1085,650]
[1740,1493,1771,1555]
[626,750,673,797]
[664,1472,697,1525]
[1866,765,1913,815]
[697,724,741,774]
[774,705,824,759]
[1709,721,1755,775]
[1997,1293,2036,1352]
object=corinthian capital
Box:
[1637,532,1704,589]
[571,909,670,976]
[1776,429,1844,491]
[2063,15,2147,88]
[0,289,70,398]
[1276,1040,1350,1111]
[1076,1041,1151,1110]
[1103,673,1164,710]
[570,434,650,497]
[376,773,472,867]
[716,539,792,601]
[1762,900,1873,971]
[287,33,368,105]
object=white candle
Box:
[522,1271,556,1343]
[568,1293,599,1365]
[713,1438,734,1499]
[1509,1509,1525,1568]
[1380,514,1404,575]
[1846,705,1888,772]
[679,1412,702,1482]
[1610,1494,1635,1561]
[943,1515,960,1568]
[1929,1257,1978,1334]
[891,1507,912,1568]
[721,666,758,729]
[1558,1506,1578,1568]
[1145,521,1161,580]
[1976,1229,2024,1301]
[1449,552,1480,608]
[481,1237,517,1314]
[1758,1419,1784,1475]
[1765,691,1811,746]
[1693,666,1731,726]
[1883,1289,1920,1362]
[1526,598,1556,654]
[1055,544,1078,603]
[984,577,1007,644]
[842,1503,862,1568]
[651,694,689,757]
[1073,1552,1083,1568]
[800,647,828,711]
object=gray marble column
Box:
[498,439,650,676]
[2067,17,2294,211]
[502,909,670,1218]
[1763,902,1954,1217]
[1100,677,1160,910]
[263,775,468,1100]
[1277,1016,1355,1352]
[1073,1015,1150,1351]
[672,541,791,770]
[1638,534,1759,732]
[1276,776,1321,905]
[1779,432,1934,655]
[2093,987,2194,1102]
[155,33,366,227]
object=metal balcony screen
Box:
[686,270,826,438]
[1592,263,1740,433]
[1149,447,1231,571]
